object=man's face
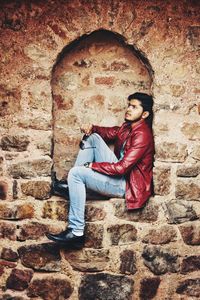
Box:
[125,99,145,123]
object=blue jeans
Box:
[67,133,126,234]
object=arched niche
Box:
[51,30,153,179]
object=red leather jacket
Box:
[91,119,154,209]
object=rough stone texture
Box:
[64,249,109,272]
[21,180,51,200]
[18,243,61,271]
[119,250,137,275]
[155,142,188,162]
[142,225,177,244]
[1,248,19,261]
[6,268,33,291]
[153,166,171,195]
[175,180,200,200]
[0,181,8,200]
[181,255,200,274]
[0,203,34,220]
[181,122,200,140]
[107,224,137,245]
[179,223,200,245]
[142,245,180,275]
[113,199,158,222]
[0,221,16,240]
[0,84,21,117]
[42,200,68,221]
[85,223,104,249]
[12,179,18,199]
[139,277,161,300]
[8,157,52,179]
[27,276,73,300]
[192,145,200,161]
[85,204,106,222]
[176,164,200,177]
[163,200,198,224]
[17,222,49,241]
[78,273,134,300]
[176,278,200,297]
[0,135,30,152]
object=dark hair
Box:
[128,92,153,127]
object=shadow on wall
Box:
[51,29,154,179]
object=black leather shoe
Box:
[51,172,69,198]
[46,228,85,249]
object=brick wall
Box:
[0,1,199,299]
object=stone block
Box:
[21,180,51,200]
[27,276,73,300]
[181,122,200,140]
[18,116,52,131]
[1,248,19,261]
[119,250,137,275]
[139,277,161,300]
[176,278,200,297]
[181,256,200,274]
[155,142,188,162]
[18,243,61,271]
[36,133,52,155]
[175,180,200,200]
[0,221,16,240]
[163,199,198,224]
[85,204,106,222]
[6,268,33,291]
[142,225,177,244]
[64,249,109,272]
[192,145,200,161]
[85,223,104,249]
[0,181,8,200]
[13,179,18,199]
[107,224,137,245]
[0,203,34,220]
[176,164,200,177]
[42,200,68,221]
[179,223,200,245]
[113,199,158,223]
[153,166,171,195]
[8,157,52,178]
[78,273,134,300]
[95,76,115,85]
[0,135,30,151]
[0,84,21,117]
[17,222,49,241]
[142,245,180,275]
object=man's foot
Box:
[51,172,69,198]
[46,228,85,249]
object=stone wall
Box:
[0,0,199,299]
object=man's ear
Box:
[142,111,149,119]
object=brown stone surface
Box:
[85,204,106,222]
[181,255,200,274]
[153,166,171,195]
[21,180,51,200]
[0,181,8,200]
[18,243,61,271]
[1,248,19,261]
[27,276,73,300]
[17,222,49,241]
[85,223,104,249]
[0,221,16,240]
[12,179,18,199]
[64,249,109,272]
[179,223,200,245]
[181,122,200,140]
[42,200,68,221]
[8,157,52,179]
[95,76,115,85]
[107,224,137,245]
[113,199,158,222]
[163,200,198,224]
[142,245,180,275]
[0,203,34,220]
[139,277,161,300]
[155,142,188,162]
[192,145,200,161]
[0,135,30,151]
[176,278,200,297]
[120,250,137,275]
[6,268,33,291]
[79,273,134,300]
[0,85,21,117]
[18,116,52,131]
[142,225,177,244]
[176,164,200,177]
[175,180,200,200]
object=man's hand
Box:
[80,124,93,135]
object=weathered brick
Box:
[176,164,200,177]
[21,180,51,200]
[6,268,33,291]
[156,142,188,162]
[95,76,115,85]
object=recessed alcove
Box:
[51,30,153,179]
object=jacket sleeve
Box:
[91,131,149,176]
[92,125,120,142]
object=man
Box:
[46,92,154,249]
